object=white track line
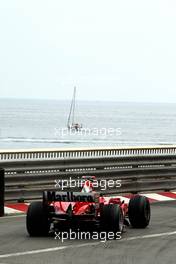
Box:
[124,231,176,241]
[0,242,99,259]
[1,231,176,259]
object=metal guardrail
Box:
[1,145,176,160]
[1,145,176,202]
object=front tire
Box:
[26,201,50,236]
[128,195,150,228]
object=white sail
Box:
[67,87,82,131]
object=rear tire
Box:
[100,204,123,233]
[128,195,150,228]
[26,201,50,236]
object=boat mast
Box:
[72,86,76,125]
[67,86,76,128]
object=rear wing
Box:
[43,191,100,203]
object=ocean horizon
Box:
[0,98,176,149]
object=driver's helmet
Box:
[81,176,95,193]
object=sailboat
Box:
[67,87,82,131]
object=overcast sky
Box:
[0,0,176,102]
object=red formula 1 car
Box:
[26,176,150,237]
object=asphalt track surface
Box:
[1,201,176,264]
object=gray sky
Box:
[0,0,176,102]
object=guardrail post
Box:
[0,168,5,217]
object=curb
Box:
[4,192,176,215]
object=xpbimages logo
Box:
[54,127,122,137]
[54,177,122,191]
[54,229,122,243]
